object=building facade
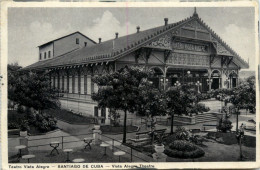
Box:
[24,11,249,123]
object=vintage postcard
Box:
[1,1,259,169]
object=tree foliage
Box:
[92,66,151,143]
[230,76,256,112]
[8,63,60,112]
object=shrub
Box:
[17,105,24,114]
[164,140,205,158]
[19,119,30,131]
[8,122,19,129]
[164,134,177,145]
[216,117,233,132]
[175,126,190,140]
[169,140,197,152]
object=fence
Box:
[99,134,151,162]
[27,132,151,162]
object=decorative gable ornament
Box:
[212,37,232,56]
[145,34,171,49]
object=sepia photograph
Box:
[1,2,258,169]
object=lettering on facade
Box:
[167,53,209,66]
[173,42,208,52]
[146,35,171,48]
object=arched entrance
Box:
[228,71,238,88]
[149,67,164,89]
[211,70,221,90]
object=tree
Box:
[135,83,167,144]
[165,83,198,134]
[8,64,60,114]
[230,75,256,131]
[92,66,150,143]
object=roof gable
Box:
[23,12,249,70]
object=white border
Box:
[1,1,259,169]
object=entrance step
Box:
[195,113,217,124]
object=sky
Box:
[8,7,256,70]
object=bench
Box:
[202,124,217,131]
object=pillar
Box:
[87,75,91,95]
[81,75,84,94]
[59,76,63,90]
[55,76,58,89]
[94,83,98,93]
[75,76,78,93]
[20,137,29,155]
[64,76,67,92]
[51,76,54,88]
[69,76,72,93]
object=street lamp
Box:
[206,78,212,90]
[174,81,181,86]
[160,78,168,90]
[225,78,230,88]
[195,81,202,94]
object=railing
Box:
[27,132,93,149]
[99,133,150,162]
[27,132,151,162]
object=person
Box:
[239,123,245,136]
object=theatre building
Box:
[24,10,249,123]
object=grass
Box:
[45,109,96,125]
[100,125,139,134]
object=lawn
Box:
[45,109,97,125]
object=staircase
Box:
[195,113,217,124]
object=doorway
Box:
[211,78,220,90]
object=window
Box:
[94,107,99,117]
[48,51,51,58]
[84,42,87,47]
[44,52,47,59]
[62,76,64,91]
[76,38,79,44]
[39,53,42,60]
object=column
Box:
[60,76,63,90]
[55,76,58,89]
[75,75,78,93]
[69,76,72,93]
[51,76,54,88]
[94,83,98,93]
[81,75,84,94]
[64,76,67,92]
[87,75,91,95]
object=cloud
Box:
[82,10,135,42]
[218,24,255,70]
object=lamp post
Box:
[174,81,181,87]
[195,81,202,94]
[160,78,168,90]
[206,78,212,91]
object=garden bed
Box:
[8,110,58,135]
[45,109,96,124]
[100,125,139,134]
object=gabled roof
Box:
[38,31,97,47]
[23,12,249,71]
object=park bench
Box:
[202,124,217,131]
[129,129,166,146]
